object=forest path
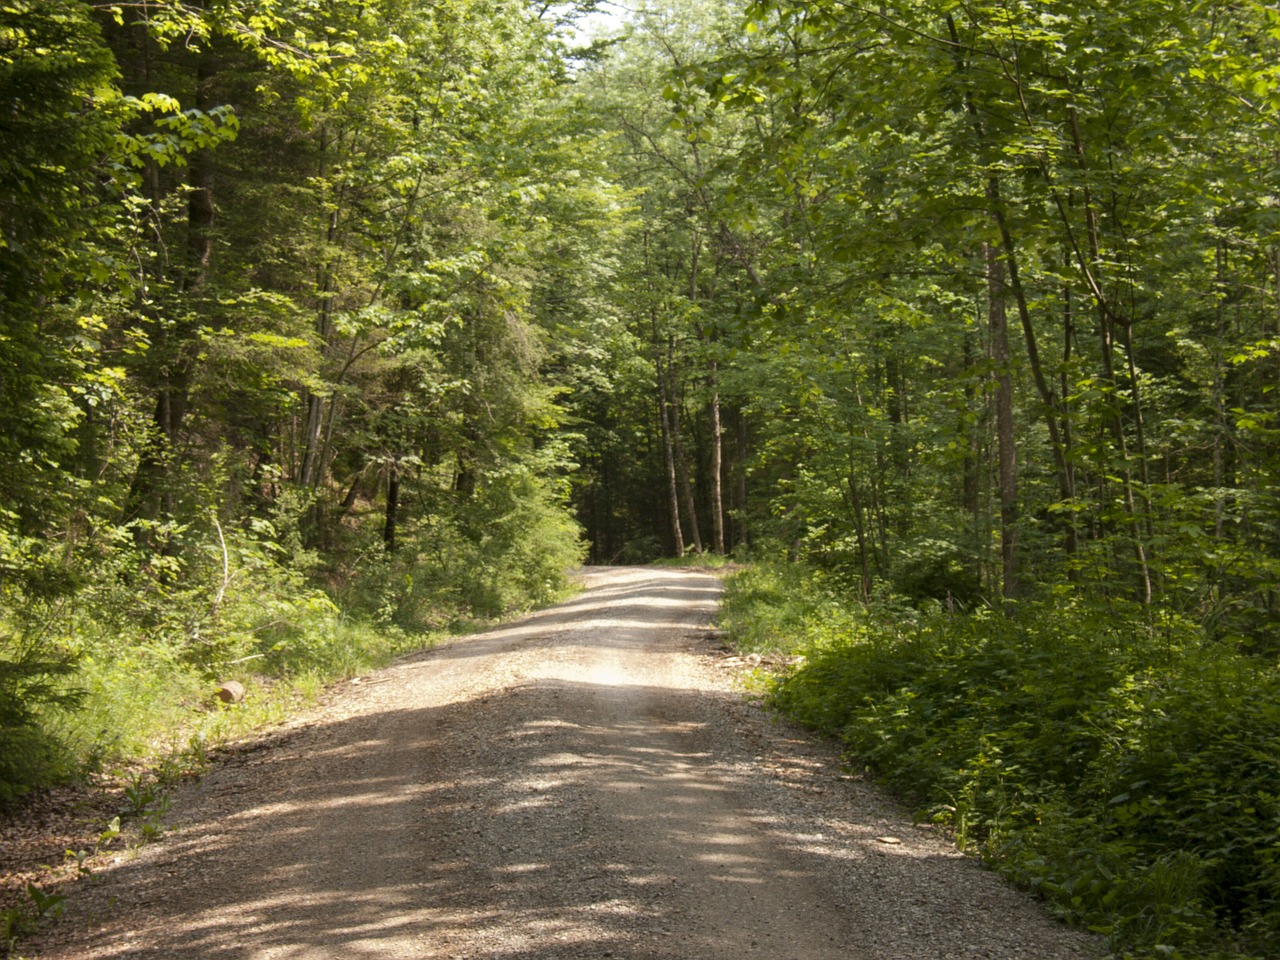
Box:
[27,567,1098,960]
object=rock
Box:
[216,680,245,704]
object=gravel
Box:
[24,566,1102,960]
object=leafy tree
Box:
[0,1,122,550]
[570,0,767,558]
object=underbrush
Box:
[1,486,583,806]
[331,469,585,628]
[724,563,1280,960]
[1,560,417,809]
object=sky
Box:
[570,2,631,40]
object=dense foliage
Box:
[723,564,1280,959]
[5,0,1280,955]
[583,3,1280,957]
[0,0,609,803]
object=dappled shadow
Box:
[51,686,864,957]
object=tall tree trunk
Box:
[708,361,725,554]
[1120,316,1155,594]
[961,325,986,589]
[961,329,981,520]
[847,424,872,602]
[1060,106,1152,602]
[669,347,703,555]
[300,196,342,488]
[1214,239,1228,542]
[854,378,889,576]
[945,15,1019,600]
[655,337,685,557]
[1060,246,1080,572]
[734,408,749,550]
[127,49,216,532]
[383,461,400,553]
[991,190,1075,527]
[987,242,1019,602]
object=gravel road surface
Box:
[25,566,1100,960]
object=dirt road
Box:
[26,567,1099,959]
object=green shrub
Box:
[727,563,1280,960]
[0,463,586,804]
[717,562,859,655]
[0,515,409,799]
[0,626,84,804]
[341,467,585,629]
[888,536,982,605]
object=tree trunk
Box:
[847,434,872,602]
[383,461,400,553]
[991,191,1075,527]
[1059,106,1152,603]
[300,199,342,488]
[961,326,985,588]
[708,361,725,554]
[668,346,703,555]
[655,340,685,557]
[299,394,326,488]
[987,242,1019,602]
[1060,247,1080,572]
[126,50,216,532]
[1214,239,1228,542]
[854,378,890,575]
[734,409,749,549]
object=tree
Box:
[0,1,122,550]
[570,0,766,558]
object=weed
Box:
[120,774,161,819]
[0,890,63,960]
[23,884,63,921]
[98,815,121,847]
[2,904,34,952]
[60,814,122,886]
[65,846,92,879]
[139,793,173,842]
[186,731,208,769]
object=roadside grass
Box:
[10,604,433,807]
[722,562,1280,960]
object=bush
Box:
[341,467,585,629]
[0,626,84,805]
[717,562,859,656]
[726,563,1280,960]
[0,459,587,804]
[0,515,419,800]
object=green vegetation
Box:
[0,0,598,804]
[589,5,1280,949]
[4,1,1280,955]
[0,505,581,806]
[724,564,1280,959]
